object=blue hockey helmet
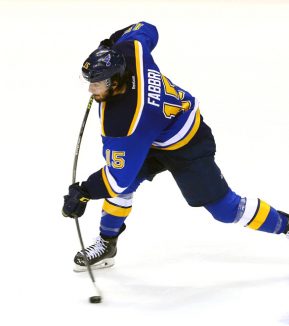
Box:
[82,47,126,83]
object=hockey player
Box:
[62,22,289,272]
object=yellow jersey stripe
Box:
[101,168,117,197]
[103,200,132,217]
[127,41,143,135]
[100,102,106,136]
[155,108,201,151]
[247,200,271,230]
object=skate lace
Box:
[83,237,108,259]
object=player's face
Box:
[89,80,112,102]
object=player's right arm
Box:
[82,106,168,200]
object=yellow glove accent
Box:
[79,197,90,203]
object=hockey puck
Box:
[89,296,102,304]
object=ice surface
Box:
[1,1,289,325]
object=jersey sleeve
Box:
[108,24,134,44]
[82,108,168,200]
[110,22,158,53]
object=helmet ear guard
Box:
[82,47,126,83]
[104,78,112,88]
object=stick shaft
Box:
[72,95,94,183]
[72,95,101,296]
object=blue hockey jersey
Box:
[84,22,201,199]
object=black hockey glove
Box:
[62,183,90,218]
[99,38,114,48]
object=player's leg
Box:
[171,153,289,236]
[74,155,166,271]
[100,194,133,237]
[166,118,289,236]
[98,154,166,238]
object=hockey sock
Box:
[277,211,289,235]
[235,198,287,234]
[205,189,288,234]
[100,214,126,237]
[205,189,241,223]
[100,196,132,237]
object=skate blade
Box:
[73,258,115,272]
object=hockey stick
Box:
[72,95,102,303]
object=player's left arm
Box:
[98,24,134,48]
[99,22,158,53]
[62,114,164,217]
[114,22,158,53]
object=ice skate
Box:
[73,235,118,272]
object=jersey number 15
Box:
[106,150,126,169]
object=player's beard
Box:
[93,87,115,103]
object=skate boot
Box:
[73,224,126,272]
[73,235,118,272]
